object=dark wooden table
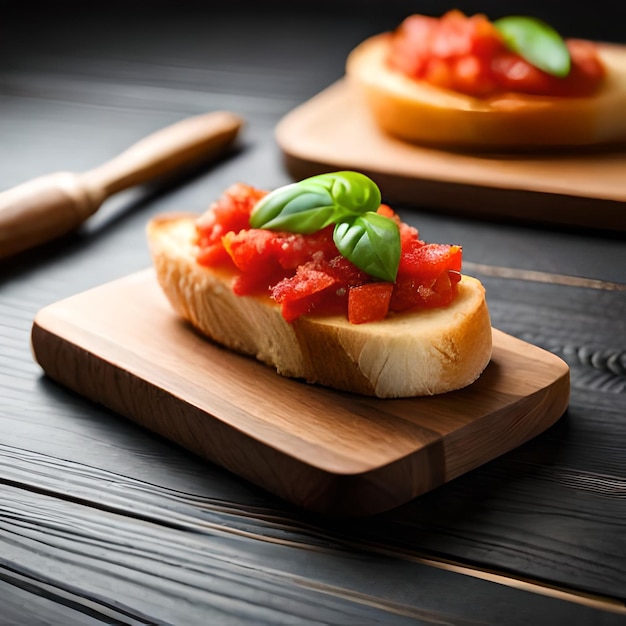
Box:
[1,2,625,624]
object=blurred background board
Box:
[277,79,626,231]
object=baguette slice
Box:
[147,213,493,398]
[346,33,626,150]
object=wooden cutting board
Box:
[31,269,570,516]
[276,79,626,231]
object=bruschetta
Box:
[345,10,626,150]
[147,172,492,397]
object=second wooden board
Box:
[31,270,570,516]
[276,79,626,231]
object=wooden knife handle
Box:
[0,111,243,260]
[82,110,243,196]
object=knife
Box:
[0,110,243,260]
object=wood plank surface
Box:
[30,269,569,516]
[4,465,624,626]
[276,79,626,231]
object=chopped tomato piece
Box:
[271,262,340,321]
[272,226,338,269]
[324,255,371,286]
[348,283,394,324]
[196,183,267,265]
[223,229,301,295]
[398,242,462,280]
[390,272,458,311]
[231,265,289,296]
[223,229,276,272]
[376,203,399,221]
[279,290,329,322]
[391,244,462,312]
[196,242,232,267]
[272,263,337,304]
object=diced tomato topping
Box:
[392,270,462,311]
[387,10,605,97]
[196,241,232,267]
[222,226,338,273]
[196,183,268,268]
[194,184,464,324]
[391,242,463,312]
[348,283,394,324]
[272,264,338,322]
[272,227,338,269]
[398,242,462,280]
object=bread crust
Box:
[147,214,492,398]
[346,33,626,150]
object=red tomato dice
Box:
[348,283,394,324]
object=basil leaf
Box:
[333,212,400,282]
[318,171,382,219]
[494,15,571,78]
[249,183,336,233]
[249,171,381,233]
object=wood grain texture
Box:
[30,269,569,515]
[2,444,624,626]
[276,79,626,231]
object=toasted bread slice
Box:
[147,214,492,398]
[346,33,626,150]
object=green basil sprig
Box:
[333,212,400,283]
[249,171,400,282]
[494,15,571,78]
[250,171,381,233]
